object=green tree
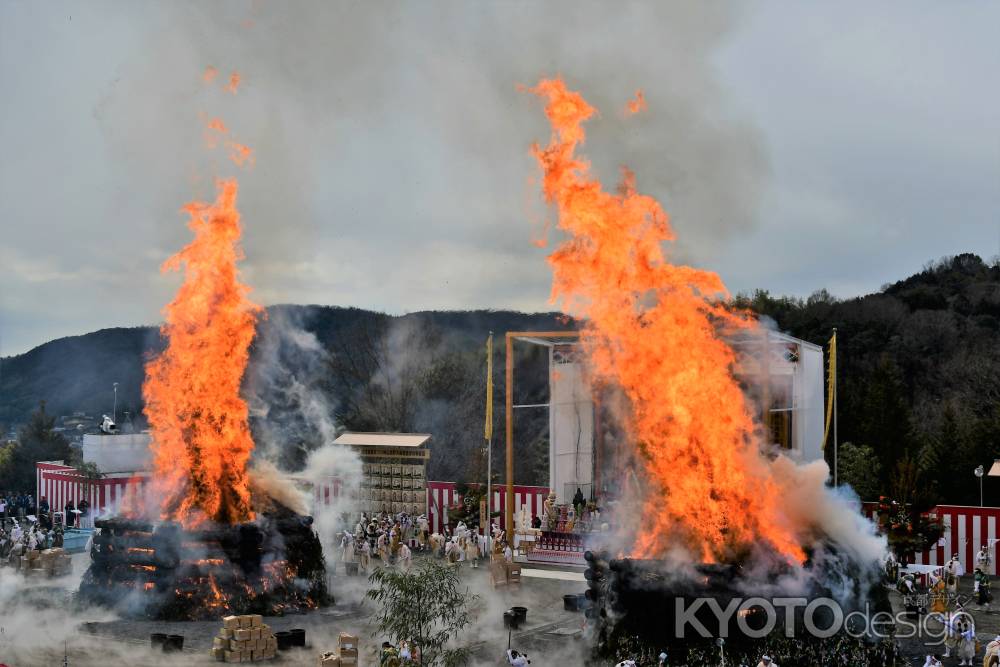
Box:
[0,401,70,492]
[857,357,912,480]
[367,559,478,666]
[75,461,104,516]
[837,442,881,500]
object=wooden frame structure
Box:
[504,330,581,538]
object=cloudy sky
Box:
[1,1,997,355]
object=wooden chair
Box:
[506,562,522,588]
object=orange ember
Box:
[203,117,229,149]
[625,89,647,116]
[529,78,804,564]
[226,141,255,168]
[225,71,241,94]
[143,179,261,527]
[203,66,219,84]
[206,117,228,134]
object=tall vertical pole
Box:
[113,382,119,424]
[505,333,514,540]
[832,327,838,487]
[485,332,493,552]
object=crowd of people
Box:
[378,639,422,665]
[0,516,64,563]
[612,635,904,666]
[0,492,35,520]
[0,492,91,530]
[337,510,509,574]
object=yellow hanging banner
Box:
[485,333,494,442]
[822,330,837,450]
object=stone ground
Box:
[0,552,589,666]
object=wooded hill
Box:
[3,253,999,502]
[739,253,1000,505]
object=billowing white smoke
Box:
[773,457,886,566]
[244,307,363,558]
[747,456,887,608]
[301,443,363,556]
[246,307,340,464]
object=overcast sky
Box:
[1,1,998,356]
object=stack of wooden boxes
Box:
[317,633,359,666]
[210,614,278,662]
[15,548,71,577]
[17,549,39,574]
[39,547,72,576]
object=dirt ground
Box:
[0,552,589,666]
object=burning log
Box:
[79,508,330,620]
[584,550,890,660]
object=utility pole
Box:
[113,382,119,424]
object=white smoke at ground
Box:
[0,561,188,666]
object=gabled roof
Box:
[333,432,431,448]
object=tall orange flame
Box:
[529,78,804,564]
[144,179,261,527]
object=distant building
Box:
[81,431,152,473]
[332,432,430,516]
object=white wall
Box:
[548,350,594,503]
[793,341,825,464]
[82,432,152,473]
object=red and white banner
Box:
[36,461,149,523]
[863,503,1000,575]
[39,461,549,537]
[425,481,549,534]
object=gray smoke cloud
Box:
[1,0,766,354]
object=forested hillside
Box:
[0,306,571,484]
[3,254,999,503]
[739,253,1000,505]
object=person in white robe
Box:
[943,610,961,658]
[341,532,355,565]
[358,540,372,574]
[957,616,976,665]
[465,535,480,568]
[377,532,389,563]
[982,634,1000,667]
[945,553,965,596]
[397,543,412,571]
